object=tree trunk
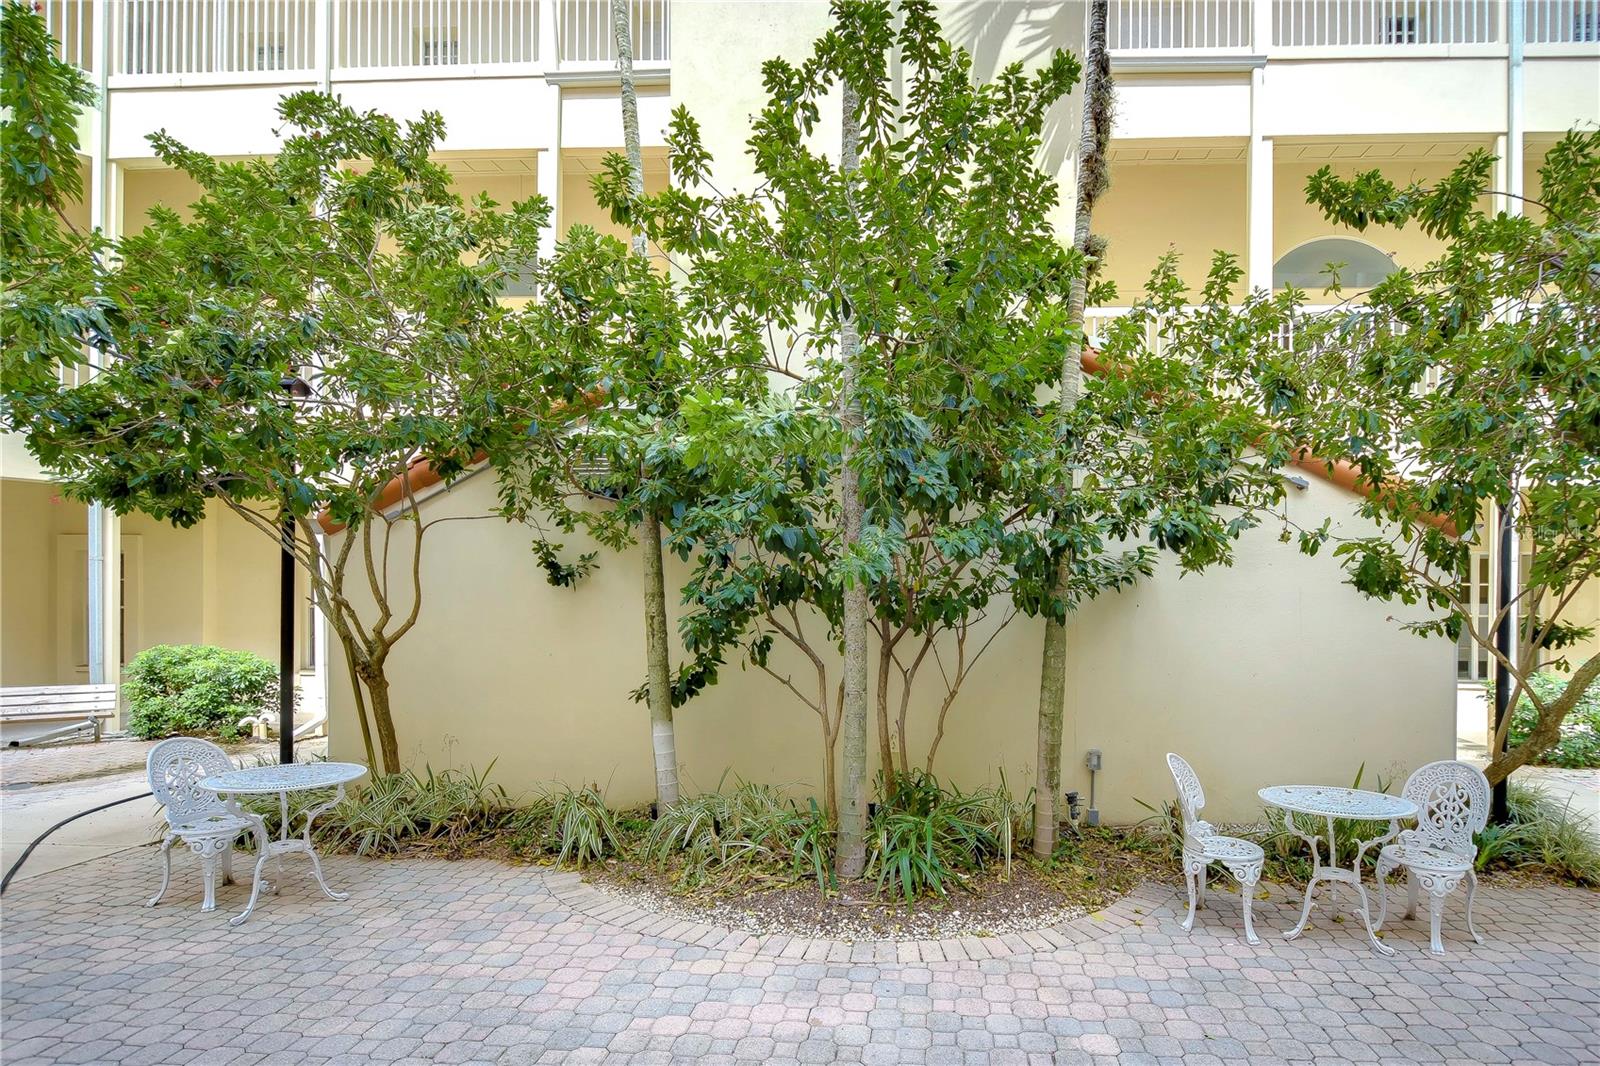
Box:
[876,629,897,784]
[360,662,401,775]
[1486,651,1600,785]
[1034,0,1112,860]
[614,0,679,808]
[642,512,679,805]
[835,79,870,881]
[339,634,380,771]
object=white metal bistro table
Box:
[1258,785,1418,956]
[199,762,368,926]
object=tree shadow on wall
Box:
[941,0,1087,181]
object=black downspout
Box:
[1491,499,1514,824]
[280,508,296,766]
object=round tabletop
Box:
[1257,785,1417,821]
[200,762,369,796]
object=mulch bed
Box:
[585,829,1174,942]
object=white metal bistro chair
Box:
[1167,752,1266,944]
[1374,759,1490,955]
[146,737,267,912]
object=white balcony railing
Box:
[38,0,97,71]
[335,0,539,71]
[1528,0,1600,43]
[73,0,670,82]
[1273,0,1503,47]
[558,0,669,64]
[1106,0,1600,53]
[1108,1,1255,52]
[114,0,318,77]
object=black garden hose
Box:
[0,791,153,895]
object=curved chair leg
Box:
[147,834,176,907]
[1421,873,1462,956]
[200,852,219,913]
[1181,863,1199,933]
[221,845,235,887]
[1195,867,1207,910]
[1464,869,1484,944]
[1404,869,1419,921]
[1225,862,1262,946]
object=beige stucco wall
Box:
[0,479,284,686]
[324,468,1455,824]
[1097,160,1246,301]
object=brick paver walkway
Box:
[2,848,1596,1065]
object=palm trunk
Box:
[835,79,870,881]
[614,0,679,808]
[1034,0,1112,859]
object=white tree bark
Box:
[836,78,870,880]
[614,0,678,807]
[1035,0,1111,859]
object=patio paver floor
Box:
[1,847,1596,1065]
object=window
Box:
[1382,15,1419,44]
[255,41,286,70]
[421,38,460,65]
[1273,238,1398,293]
[1576,12,1600,42]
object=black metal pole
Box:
[1491,498,1514,824]
[280,506,296,766]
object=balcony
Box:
[1107,0,1600,58]
[38,0,670,84]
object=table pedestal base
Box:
[226,785,348,927]
[1274,810,1402,957]
[1283,864,1392,956]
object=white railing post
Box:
[541,0,561,66]
[315,0,332,88]
[1253,0,1272,51]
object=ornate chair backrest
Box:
[147,737,236,828]
[1401,760,1490,858]
[1166,753,1207,837]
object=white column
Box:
[537,102,562,260]
[1245,98,1273,293]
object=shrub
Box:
[867,770,1028,903]
[1489,672,1600,769]
[123,644,278,740]
[644,780,835,891]
[1474,783,1600,886]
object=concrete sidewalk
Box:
[0,770,162,885]
[1,736,325,886]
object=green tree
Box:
[630,0,1084,875]
[2,90,552,775]
[1279,130,1600,786]
[1,0,104,394]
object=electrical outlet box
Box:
[1085,748,1102,771]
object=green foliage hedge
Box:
[123,644,278,741]
[1493,672,1600,769]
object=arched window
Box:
[1273,237,1397,292]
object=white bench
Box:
[1,685,118,747]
